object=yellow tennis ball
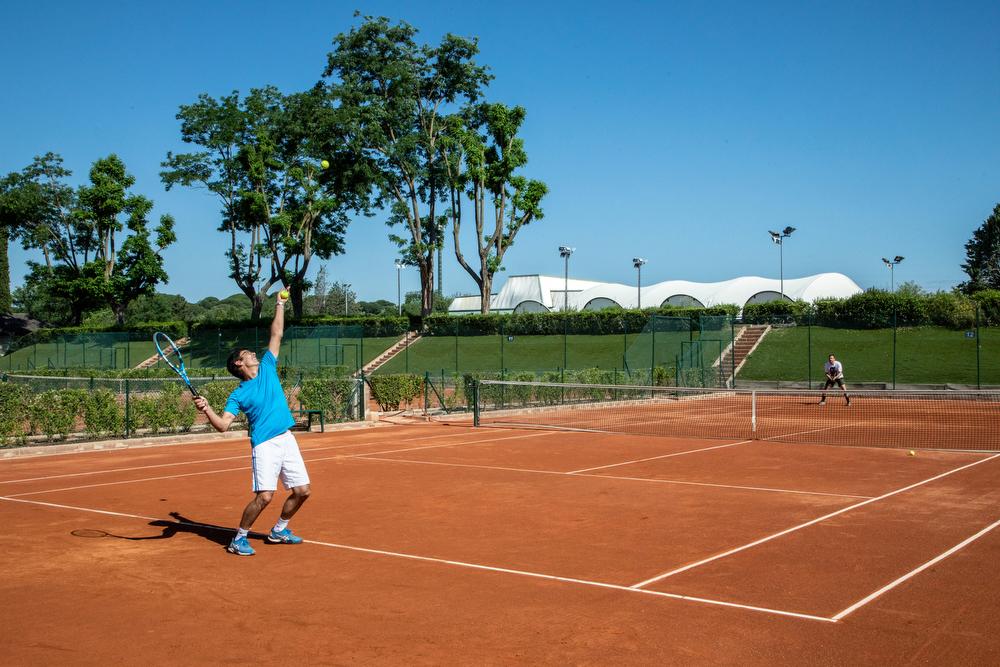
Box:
[908,450,916,457]
[278,289,290,300]
[320,159,329,169]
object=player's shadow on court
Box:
[71,512,234,547]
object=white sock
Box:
[273,518,289,533]
[235,527,249,541]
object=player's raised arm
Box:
[269,288,289,358]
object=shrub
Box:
[741,300,812,324]
[83,389,124,437]
[367,374,423,411]
[924,292,976,329]
[197,380,246,429]
[298,377,359,421]
[0,383,30,446]
[972,290,1000,325]
[29,389,85,440]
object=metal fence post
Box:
[472,380,480,426]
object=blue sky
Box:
[3,1,998,303]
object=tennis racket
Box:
[153,332,199,397]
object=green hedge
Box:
[367,374,423,410]
[297,377,359,421]
[425,306,738,337]
[27,321,188,343]
[742,290,1000,329]
[189,315,407,338]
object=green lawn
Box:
[374,330,733,377]
[738,325,999,385]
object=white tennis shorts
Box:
[250,431,310,492]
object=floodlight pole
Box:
[768,227,796,299]
[344,283,351,316]
[633,258,647,309]
[881,256,904,292]
[395,260,404,316]
[559,246,574,311]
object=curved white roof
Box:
[449,273,862,314]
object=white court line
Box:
[567,440,751,474]
[0,495,833,623]
[630,453,1000,589]
[6,431,562,497]
[354,456,873,499]
[832,516,1000,621]
[0,429,483,485]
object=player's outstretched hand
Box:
[193,396,209,413]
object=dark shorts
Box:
[824,377,845,389]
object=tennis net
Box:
[472,380,1000,451]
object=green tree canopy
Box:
[162,85,368,320]
[960,204,1000,294]
[6,154,175,325]
[323,14,492,316]
[443,102,547,314]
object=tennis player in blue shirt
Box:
[194,290,310,556]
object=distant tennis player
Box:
[193,290,310,556]
[820,354,850,406]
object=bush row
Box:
[424,306,739,337]
[742,290,1000,329]
[0,381,213,446]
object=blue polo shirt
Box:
[224,350,295,447]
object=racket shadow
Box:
[70,512,234,547]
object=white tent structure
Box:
[448,273,862,315]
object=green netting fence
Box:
[738,302,1000,388]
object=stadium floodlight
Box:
[559,246,575,311]
[882,256,904,292]
[633,258,647,309]
[394,259,405,315]
[767,227,796,299]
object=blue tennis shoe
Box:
[227,536,255,556]
[266,527,303,544]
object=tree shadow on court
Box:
[70,512,239,547]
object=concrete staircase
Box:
[135,337,191,369]
[714,325,770,387]
[358,332,421,376]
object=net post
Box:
[807,315,812,390]
[892,304,898,390]
[472,380,480,426]
[976,303,981,390]
[358,372,366,422]
[751,390,757,437]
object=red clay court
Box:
[3,402,1000,664]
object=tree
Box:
[323,14,492,316]
[325,281,358,316]
[162,85,367,320]
[5,154,175,325]
[442,103,547,314]
[309,264,330,315]
[960,204,1000,294]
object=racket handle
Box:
[188,385,200,398]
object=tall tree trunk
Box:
[480,272,492,315]
[419,256,434,317]
[290,285,304,319]
[0,227,10,314]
